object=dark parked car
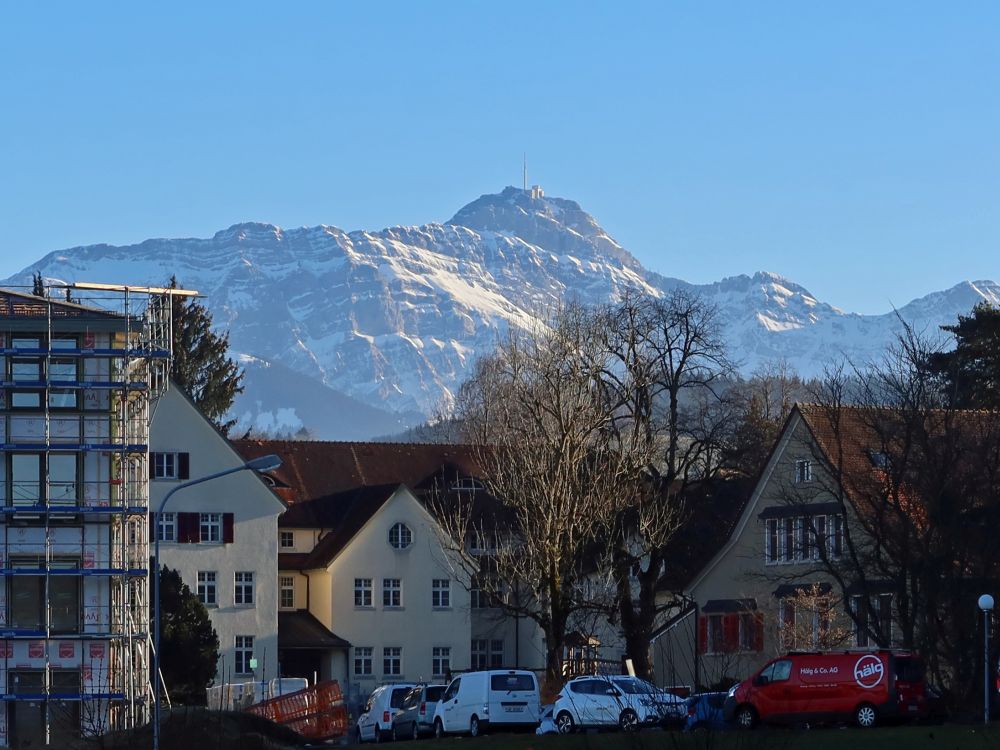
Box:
[391,684,447,740]
[684,692,729,731]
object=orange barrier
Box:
[245,680,350,741]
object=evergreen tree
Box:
[31,272,44,297]
[154,566,220,705]
[169,277,244,434]
[928,302,1000,408]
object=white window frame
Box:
[200,513,222,543]
[197,571,217,606]
[382,578,402,608]
[490,639,504,669]
[354,578,373,607]
[388,522,413,550]
[234,571,255,606]
[279,576,294,609]
[235,635,254,675]
[158,512,177,543]
[432,579,450,608]
[471,639,488,670]
[383,646,402,677]
[794,459,812,484]
[354,646,373,676]
[432,646,450,678]
[153,452,178,480]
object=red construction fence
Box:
[245,680,350,741]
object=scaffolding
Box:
[0,284,181,747]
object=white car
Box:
[356,682,416,743]
[433,670,541,737]
[552,675,686,733]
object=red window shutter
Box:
[753,613,765,652]
[149,513,156,541]
[223,513,234,544]
[697,615,708,655]
[149,455,156,480]
[723,614,739,653]
[178,453,190,480]
[178,512,199,543]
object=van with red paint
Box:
[723,651,927,728]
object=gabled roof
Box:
[231,440,485,505]
[278,611,350,649]
[283,484,405,568]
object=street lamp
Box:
[979,594,995,727]
[152,454,282,750]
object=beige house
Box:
[653,405,901,691]
[151,386,286,689]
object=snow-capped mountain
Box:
[4,186,997,439]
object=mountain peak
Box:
[446,186,639,268]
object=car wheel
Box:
[855,703,877,728]
[375,728,386,744]
[619,709,639,733]
[556,711,575,734]
[434,719,444,739]
[735,705,757,730]
[357,727,365,744]
[469,715,480,737]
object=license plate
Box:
[505,706,524,712]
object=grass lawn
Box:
[410,726,1000,750]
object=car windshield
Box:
[611,678,657,695]
[896,657,925,682]
[425,686,445,702]
[390,688,411,708]
[490,674,535,691]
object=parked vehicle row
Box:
[357,669,692,742]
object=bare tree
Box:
[594,290,737,679]
[431,303,637,691]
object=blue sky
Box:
[1,2,997,314]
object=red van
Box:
[723,651,927,728]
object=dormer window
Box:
[794,460,812,484]
[388,522,412,550]
[451,477,484,492]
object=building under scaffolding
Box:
[0,285,173,748]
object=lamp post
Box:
[152,454,282,750]
[979,594,995,727]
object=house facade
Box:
[652,405,903,691]
[150,386,286,690]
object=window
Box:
[811,515,827,560]
[235,636,254,674]
[234,572,254,606]
[10,569,79,633]
[388,522,412,550]
[198,571,217,606]
[764,513,844,564]
[794,459,812,483]
[432,579,450,608]
[738,613,755,651]
[10,453,41,506]
[200,513,222,543]
[707,614,724,654]
[490,639,504,668]
[279,531,294,549]
[783,517,795,562]
[765,518,779,563]
[157,513,177,542]
[280,576,294,609]
[432,646,450,678]
[779,600,796,650]
[470,580,489,609]
[869,451,891,469]
[48,454,77,504]
[854,593,893,647]
[759,659,792,683]
[354,578,373,607]
[383,646,402,676]
[471,639,488,670]
[831,515,844,558]
[354,647,373,676]
[383,578,402,607]
[153,453,177,480]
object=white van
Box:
[433,670,541,737]
[357,682,416,742]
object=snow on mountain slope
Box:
[3,187,996,438]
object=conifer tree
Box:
[169,277,244,434]
[31,272,44,297]
[928,302,1000,408]
[154,566,220,705]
